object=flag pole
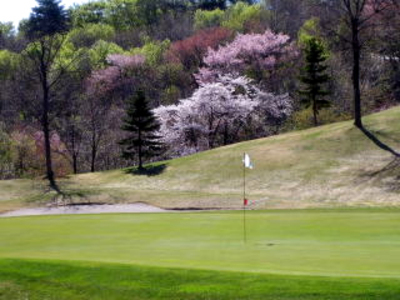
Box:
[243,153,247,244]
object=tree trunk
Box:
[352,20,363,128]
[40,60,57,190]
[70,127,78,174]
[72,153,78,174]
[312,95,318,126]
[90,124,97,172]
[91,143,96,172]
[223,122,229,146]
[138,129,143,170]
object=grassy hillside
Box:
[1,106,400,212]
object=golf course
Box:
[1,209,400,299]
[1,108,400,299]
[2,0,400,297]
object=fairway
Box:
[1,210,400,299]
[1,210,400,277]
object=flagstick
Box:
[243,153,247,244]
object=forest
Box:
[0,0,399,183]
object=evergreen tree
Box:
[120,90,163,170]
[299,37,330,126]
[26,0,70,39]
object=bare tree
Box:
[24,0,70,190]
[326,0,398,127]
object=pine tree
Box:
[26,0,70,39]
[120,90,163,170]
[299,37,330,126]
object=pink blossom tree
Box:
[85,53,145,97]
[196,30,298,90]
[165,27,233,71]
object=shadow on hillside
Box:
[30,180,93,206]
[125,164,167,177]
[357,157,400,192]
[366,129,400,144]
[358,125,400,157]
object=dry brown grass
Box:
[1,106,400,211]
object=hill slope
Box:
[1,106,400,211]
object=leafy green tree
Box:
[70,1,107,27]
[120,90,163,170]
[297,18,323,47]
[299,37,330,126]
[130,38,171,66]
[222,2,262,32]
[194,8,225,30]
[0,50,19,113]
[194,2,262,32]
[67,24,115,48]
[24,0,70,190]
[0,22,16,49]
[88,40,125,69]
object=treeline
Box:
[0,0,399,182]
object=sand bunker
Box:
[1,203,167,217]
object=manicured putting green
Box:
[0,209,399,278]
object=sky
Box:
[0,0,89,28]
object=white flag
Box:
[243,153,253,169]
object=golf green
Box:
[1,209,399,278]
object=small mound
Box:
[0,203,166,217]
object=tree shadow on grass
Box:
[355,124,400,192]
[358,125,400,157]
[124,164,167,177]
[29,180,93,207]
[356,157,400,192]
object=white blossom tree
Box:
[154,75,292,156]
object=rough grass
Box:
[1,209,400,299]
[1,259,400,300]
[1,107,400,211]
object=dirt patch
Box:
[0,203,167,217]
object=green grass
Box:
[1,210,400,299]
[1,259,400,300]
[2,210,400,277]
[2,107,400,212]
